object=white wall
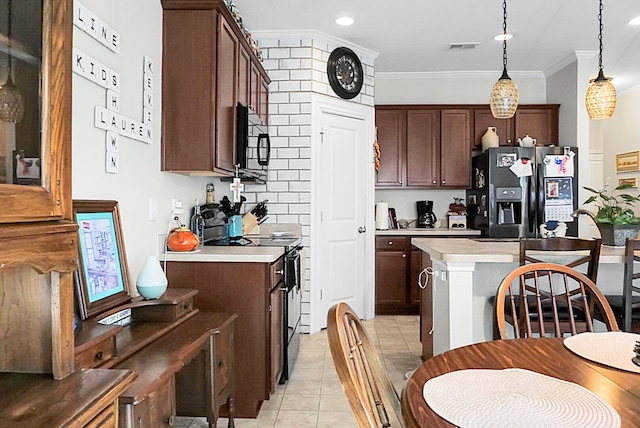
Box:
[72,0,221,283]
[600,89,640,218]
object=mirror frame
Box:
[0,0,72,224]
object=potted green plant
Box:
[580,184,640,246]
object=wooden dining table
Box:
[402,337,640,427]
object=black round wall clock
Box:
[327,47,364,99]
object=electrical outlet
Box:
[149,198,158,221]
[441,271,446,281]
[171,198,184,214]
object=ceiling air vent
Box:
[449,42,480,50]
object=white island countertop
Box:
[160,245,285,263]
[411,237,626,264]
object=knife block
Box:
[242,212,260,234]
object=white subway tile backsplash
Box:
[276,125,301,137]
[277,170,300,182]
[311,81,329,94]
[279,58,302,70]
[267,203,290,213]
[268,48,291,59]
[267,158,290,170]
[299,170,312,181]
[290,92,311,103]
[290,69,313,81]
[289,158,311,170]
[278,103,301,115]
[260,59,279,71]
[267,136,290,148]
[289,176,311,191]
[268,114,290,126]
[290,114,311,126]
[289,136,311,147]
[266,69,291,81]
[268,92,290,104]
[245,33,375,333]
[259,38,280,48]
[276,147,300,159]
[279,38,302,47]
[276,214,300,223]
[291,47,312,58]
[299,147,312,158]
[278,81,301,92]
[311,39,328,51]
[278,192,300,202]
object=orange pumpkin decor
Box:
[167,227,199,252]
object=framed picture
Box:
[73,200,132,319]
[618,177,638,188]
[616,151,640,173]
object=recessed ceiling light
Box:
[336,16,354,26]
[493,33,513,41]
[629,16,640,25]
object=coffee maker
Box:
[416,200,437,228]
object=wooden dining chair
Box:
[327,302,404,428]
[492,237,602,339]
[600,238,640,332]
[519,237,602,282]
[495,262,619,339]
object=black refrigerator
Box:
[466,146,579,238]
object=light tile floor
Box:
[175,315,421,428]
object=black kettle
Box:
[416,200,437,228]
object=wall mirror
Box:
[73,199,133,319]
[0,0,70,225]
[0,0,43,186]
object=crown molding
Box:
[375,70,545,80]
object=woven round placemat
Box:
[564,331,640,374]
[423,368,620,428]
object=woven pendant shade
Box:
[490,0,518,119]
[490,70,519,119]
[585,0,616,120]
[0,75,25,123]
[586,73,616,120]
[0,0,24,123]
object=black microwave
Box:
[236,103,270,183]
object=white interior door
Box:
[311,95,374,332]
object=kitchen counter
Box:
[411,237,625,264]
[376,228,481,236]
[411,237,626,356]
[160,245,285,263]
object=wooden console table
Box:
[0,369,136,427]
[75,289,236,428]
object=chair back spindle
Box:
[496,263,618,339]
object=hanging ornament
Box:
[373,127,381,172]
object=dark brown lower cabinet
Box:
[165,258,284,418]
[375,236,419,315]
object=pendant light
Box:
[0,0,25,123]
[585,0,616,120]
[490,0,518,119]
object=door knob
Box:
[358,226,366,233]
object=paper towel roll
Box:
[376,202,389,230]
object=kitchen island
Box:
[411,237,626,356]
